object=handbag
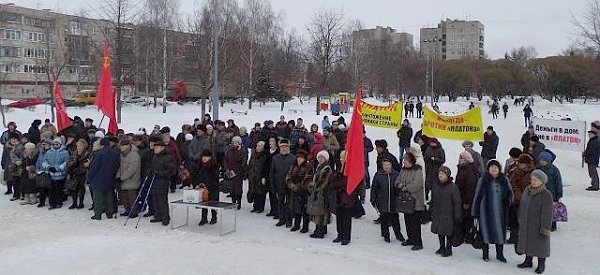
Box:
[470,220,484,250]
[306,192,325,216]
[201,187,210,202]
[65,177,77,191]
[552,201,568,222]
[35,172,52,189]
[395,191,415,214]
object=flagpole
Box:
[98,115,106,129]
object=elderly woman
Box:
[286,150,313,232]
[248,141,270,213]
[431,166,462,257]
[306,151,332,239]
[472,160,513,263]
[455,150,480,242]
[516,170,553,274]
[224,136,247,210]
[395,152,426,251]
[20,142,38,205]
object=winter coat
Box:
[215,131,229,153]
[516,185,553,258]
[529,142,546,164]
[308,134,325,161]
[224,146,247,196]
[196,160,219,194]
[117,147,141,191]
[88,146,120,191]
[248,151,270,196]
[28,125,41,145]
[424,144,446,189]
[240,134,251,150]
[376,150,401,172]
[395,165,426,212]
[472,174,513,244]
[166,140,182,167]
[584,136,600,167]
[307,163,331,216]
[371,170,400,213]
[67,151,90,183]
[364,137,374,165]
[466,148,485,175]
[42,146,70,181]
[150,150,177,188]
[397,126,413,148]
[324,134,340,155]
[430,178,462,236]
[289,126,308,151]
[188,136,211,163]
[508,159,535,205]
[539,163,563,202]
[331,170,357,210]
[137,144,152,179]
[521,132,535,154]
[479,131,499,160]
[10,143,25,178]
[456,162,480,208]
[286,160,313,214]
[333,129,347,148]
[523,106,533,117]
[259,127,278,143]
[0,129,22,145]
[270,153,295,194]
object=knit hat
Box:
[24,142,36,150]
[438,166,452,178]
[538,151,553,163]
[460,150,474,163]
[531,169,548,184]
[296,150,308,158]
[462,140,474,147]
[160,126,171,134]
[201,149,212,158]
[374,139,388,148]
[316,150,330,161]
[592,121,600,134]
[185,133,194,141]
[509,148,523,158]
[256,141,266,150]
[487,126,494,131]
[95,131,105,138]
[231,136,242,145]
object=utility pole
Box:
[162,0,168,113]
[211,0,220,121]
[431,54,435,105]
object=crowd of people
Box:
[2,112,600,274]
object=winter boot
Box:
[442,242,453,257]
[199,211,209,226]
[333,236,342,243]
[20,195,31,205]
[551,222,557,232]
[507,231,518,244]
[300,214,310,233]
[436,235,446,255]
[285,218,292,228]
[290,217,301,232]
[29,194,38,205]
[518,256,533,268]
[209,216,217,225]
[482,245,490,262]
[310,225,325,238]
[496,245,507,263]
[535,258,546,274]
[322,225,327,235]
[275,219,286,227]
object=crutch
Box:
[135,175,156,228]
[123,175,150,226]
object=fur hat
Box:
[24,142,36,150]
[201,149,213,158]
[231,136,242,145]
[160,126,171,134]
[438,166,452,178]
[460,150,474,163]
[486,159,502,171]
[185,133,194,141]
[95,131,105,138]
[296,150,308,158]
[539,151,553,163]
[316,150,330,161]
[591,120,600,134]
[531,169,548,184]
[462,140,474,147]
[374,139,388,148]
[517,154,534,164]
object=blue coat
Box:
[370,170,400,213]
[42,147,70,181]
[540,163,563,201]
[472,174,513,244]
[321,119,331,131]
[88,146,120,191]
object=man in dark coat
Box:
[270,139,295,226]
[259,120,278,143]
[416,101,423,118]
[396,119,413,161]
[370,158,405,243]
[375,139,400,172]
[584,130,600,191]
[187,125,211,172]
[89,138,120,220]
[160,127,181,193]
[424,138,445,200]
[224,136,247,209]
[84,118,97,133]
[521,125,536,154]
[479,126,499,165]
[28,119,42,145]
[149,141,177,226]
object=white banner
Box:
[532,118,587,152]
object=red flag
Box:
[344,83,365,195]
[95,42,118,135]
[52,75,73,132]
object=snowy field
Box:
[0,97,599,275]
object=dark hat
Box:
[148,135,163,143]
[487,126,494,131]
[160,126,171,134]
[296,150,308,158]
[109,136,119,143]
[530,136,539,142]
[85,118,93,122]
[279,138,290,147]
[74,116,81,121]
[254,122,261,127]
[227,119,234,123]
[323,126,331,132]
[99,137,111,146]
[119,139,131,146]
[374,139,388,148]
[381,156,394,164]
[32,119,42,126]
[509,148,523,158]
[486,159,502,171]
[528,124,534,129]
[21,133,30,140]
[264,120,274,126]
[44,119,51,123]
[201,149,213,157]
[438,166,452,177]
[197,124,207,132]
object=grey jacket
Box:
[188,136,211,162]
[117,146,141,191]
[517,186,553,258]
[269,153,295,194]
[430,179,462,236]
[395,165,426,212]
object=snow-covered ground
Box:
[0,97,599,275]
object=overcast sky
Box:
[9,0,586,58]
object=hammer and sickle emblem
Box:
[103,56,110,68]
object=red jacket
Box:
[167,139,181,167]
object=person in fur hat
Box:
[456,150,480,241]
[507,154,536,244]
[307,150,332,239]
[431,166,462,257]
[285,150,313,233]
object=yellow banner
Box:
[422,106,484,141]
[361,101,403,129]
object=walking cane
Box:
[135,175,156,228]
[123,175,150,226]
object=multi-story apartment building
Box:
[353,26,414,54]
[420,19,484,60]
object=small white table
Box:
[170,200,238,235]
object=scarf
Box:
[528,184,546,196]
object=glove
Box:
[48,167,57,173]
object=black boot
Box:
[551,222,557,232]
[290,217,301,232]
[442,237,453,257]
[199,211,208,226]
[275,219,286,227]
[310,225,324,238]
[285,218,292,228]
[436,235,445,255]
[507,231,518,244]
[518,256,533,268]
[300,214,310,233]
[333,236,342,243]
[496,245,507,263]
[482,245,490,262]
[535,258,546,274]
[209,211,217,225]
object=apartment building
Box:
[420,19,484,60]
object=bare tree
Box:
[306,9,346,115]
[271,29,303,110]
[572,0,600,56]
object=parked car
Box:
[123,96,147,104]
[72,90,97,105]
